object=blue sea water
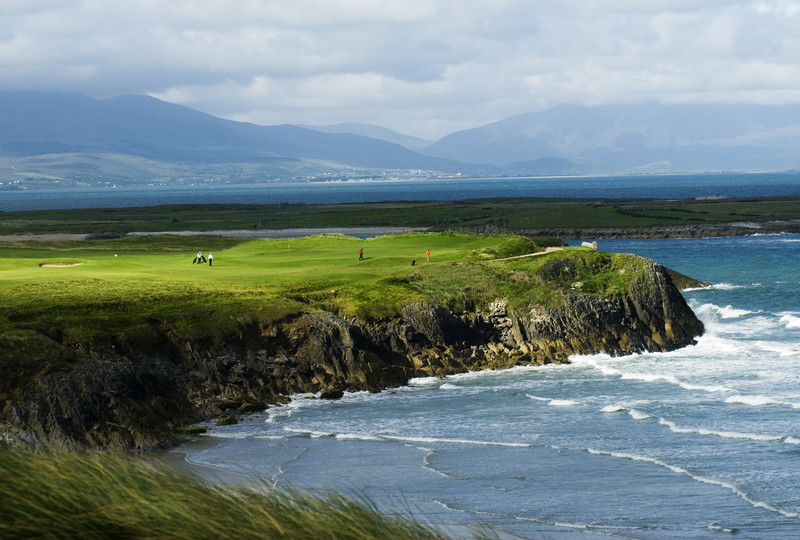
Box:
[176,234,800,539]
[2,170,800,211]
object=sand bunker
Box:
[39,262,85,268]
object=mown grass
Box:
[0,448,456,540]
[0,232,553,346]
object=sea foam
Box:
[779,313,800,329]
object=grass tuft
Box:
[0,448,456,540]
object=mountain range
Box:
[1,90,799,188]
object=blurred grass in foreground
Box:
[0,448,466,540]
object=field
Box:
[0,232,588,347]
[2,195,800,235]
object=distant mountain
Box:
[300,123,432,151]
[3,92,800,189]
[0,91,475,187]
[422,103,800,173]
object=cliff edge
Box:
[0,255,704,451]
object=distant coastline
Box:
[2,220,800,242]
[504,220,800,239]
[3,171,800,212]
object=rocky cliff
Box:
[0,256,704,451]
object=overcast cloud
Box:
[2,0,800,139]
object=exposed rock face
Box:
[0,258,703,451]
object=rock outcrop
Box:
[0,257,704,451]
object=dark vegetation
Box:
[2,195,799,236]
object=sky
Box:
[3,0,800,140]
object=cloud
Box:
[2,1,800,138]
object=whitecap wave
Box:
[407,376,440,387]
[526,394,549,402]
[682,285,712,292]
[586,448,799,519]
[573,351,739,394]
[284,428,337,438]
[779,312,800,329]
[628,409,651,420]
[690,333,745,356]
[708,523,740,534]
[727,395,800,411]
[680,381,735,393]
[201,430,253,439]
[423,364,542,387]
[725,395,783,407]
[658,418,783,442]
[569,354,624,377]
[708,283,747,291]
[751,340,800,357]
[718,304,756,318]
[439,383,461,390]
[264,402,303,423]
[549,399,579,407]
[601,404,627,413]
[619,371,664,383]
[527,394,578,407]
[334,432,383,442]
[382,435,532,448]
[617,371,733,394]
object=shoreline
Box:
[508,220,800,239]
[2,221,799,243]
[155,437,260,488]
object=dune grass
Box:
[0,448,456,540]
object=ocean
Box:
[9,173,799,538]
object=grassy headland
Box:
[0,232,569,349]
